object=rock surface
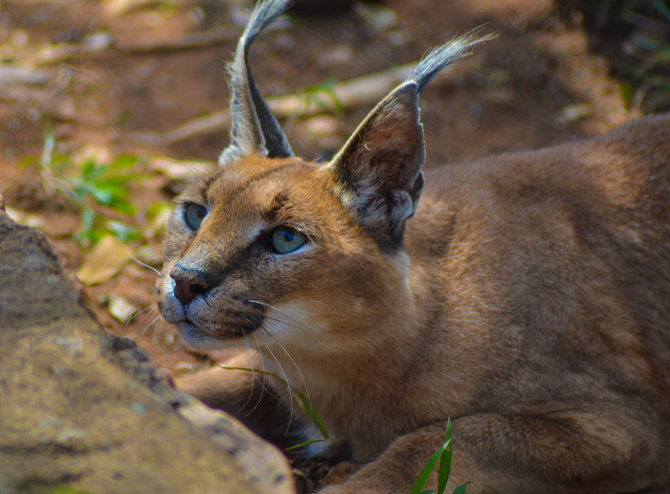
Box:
[0,207,294,494]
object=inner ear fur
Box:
[328,83,426,250]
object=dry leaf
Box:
[108,294,138,323]
[148,157,214,180]
[5,207,46,229]
[559,103,593,124]
[76,235,133,285]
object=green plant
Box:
[410,419,469,494]
[39,126,145,246]
[575,0,670,112]
[219,365,335,452]
[621,0,670,110]
[301,77,344,115]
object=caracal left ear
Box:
[327,82,425,250]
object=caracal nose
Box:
[170,264,211,305]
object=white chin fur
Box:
[176,321,230,351]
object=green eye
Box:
[270,227,307,254]
[183,202,208,231]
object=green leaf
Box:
[97,174,142,186]
[82,159,105,180]
[284,438,333,452]
[220,365,330,439]
[96,182,129,199]
[453,483,470,494]
[107,220,140,242]
[409,439,450,494]
[290,384,329,439]
[111,200,136,216]
[80,207,95,236]
[436,418,453,494]
[109,154,139,169]
[90,186,115,205]
[619,82,633,109]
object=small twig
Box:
[162,63,414,144]
[0,65,51,86]
[25,27,235,68]
[161,57,482,145]
[115,27,235,54]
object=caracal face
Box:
[157,155,403,353]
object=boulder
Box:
[0,203,294,494]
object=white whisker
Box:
[259,334,296,434]
[262,326,313,427]
[131,255,162,276]
[142,312,165,339]
[238,322,276,419]
[263,314,311,335]
[247,299,325,341]
[246,299,317,428]
[127,303,157,325]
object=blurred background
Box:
[0,0,668,375]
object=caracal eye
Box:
[270,226,307,254]
[183,202,208,231]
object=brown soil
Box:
[0,0,641,399]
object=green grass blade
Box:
[436,418,453,493]
[40,123,55,172]
[452,483,470,494]
[284,438,334,452]
[289,384,329,438]
[220,365,330,439]
[651,0,670,22]
[409,439,450,494]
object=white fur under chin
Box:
[175,321,231,351]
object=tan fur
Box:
[155,3,669,490]
[157,113,670,493]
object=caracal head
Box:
[157,0,489,353]
[158,154,405,352]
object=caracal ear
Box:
[327,30,493,250]
[219,0,294,166]
[327,83,425,250]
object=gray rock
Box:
[0,209,294,494]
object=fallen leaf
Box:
[353,2,398,31]
[559,103,593,124]
[76,235,133,285]
[108,294,138,323]
[148,157,214,180]
[5,207,46,229]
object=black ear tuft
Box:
[407,28,495,91]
